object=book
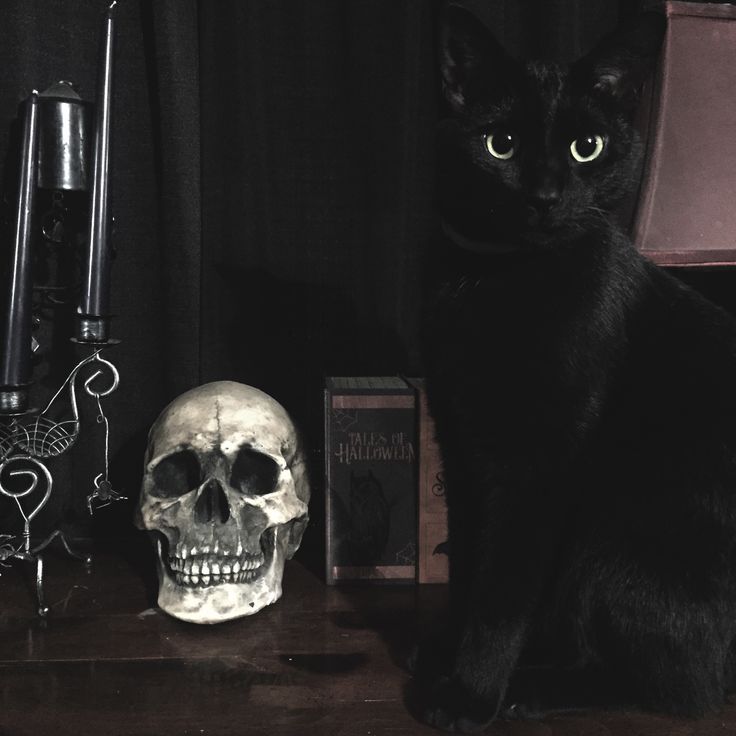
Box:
[409,378,449,584]
[324,377,417,584]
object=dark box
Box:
[324,377,417,584]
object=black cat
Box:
[416,5,736,732]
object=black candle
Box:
[0,92,40,414]
[78,0,117,343]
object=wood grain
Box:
[0,537,733,735]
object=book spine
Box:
[416,382,449,584]
[324,387,335,584]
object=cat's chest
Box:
[425,261,611,405]
[432,273,559,357]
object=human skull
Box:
[135,381,310,623]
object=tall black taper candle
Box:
[0,92,40,414]
[77,0,117,344]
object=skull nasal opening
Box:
[194,479,230,524]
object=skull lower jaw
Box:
[152,526,287,623]
[166,527,274,588]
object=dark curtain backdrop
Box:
[0,0,650,558]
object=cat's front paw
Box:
[421,676,500,733]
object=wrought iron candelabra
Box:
[0,1,125,616]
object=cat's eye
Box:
[570,135,605,163]
[485,131,517,160]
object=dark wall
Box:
[2,0,729,552]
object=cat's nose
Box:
[527,187,561,216]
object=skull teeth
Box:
[174,569,262,587]
[168,552,266,587]
[174,544,257,559]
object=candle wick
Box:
[108,0,117,10]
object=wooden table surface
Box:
[0,536,734,736]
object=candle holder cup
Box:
[0,387,32,416]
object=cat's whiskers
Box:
[450,276,481,299]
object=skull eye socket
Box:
[231,447,279,496]
[151,449,201,498]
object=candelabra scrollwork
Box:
[12,349,118,459]
[0,348,125,616]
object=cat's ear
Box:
[439,4,518,114]
[572,11,666,107]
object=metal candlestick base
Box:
[0,346,124,617]
[0,527,92,617]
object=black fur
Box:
[416,6,736,732]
